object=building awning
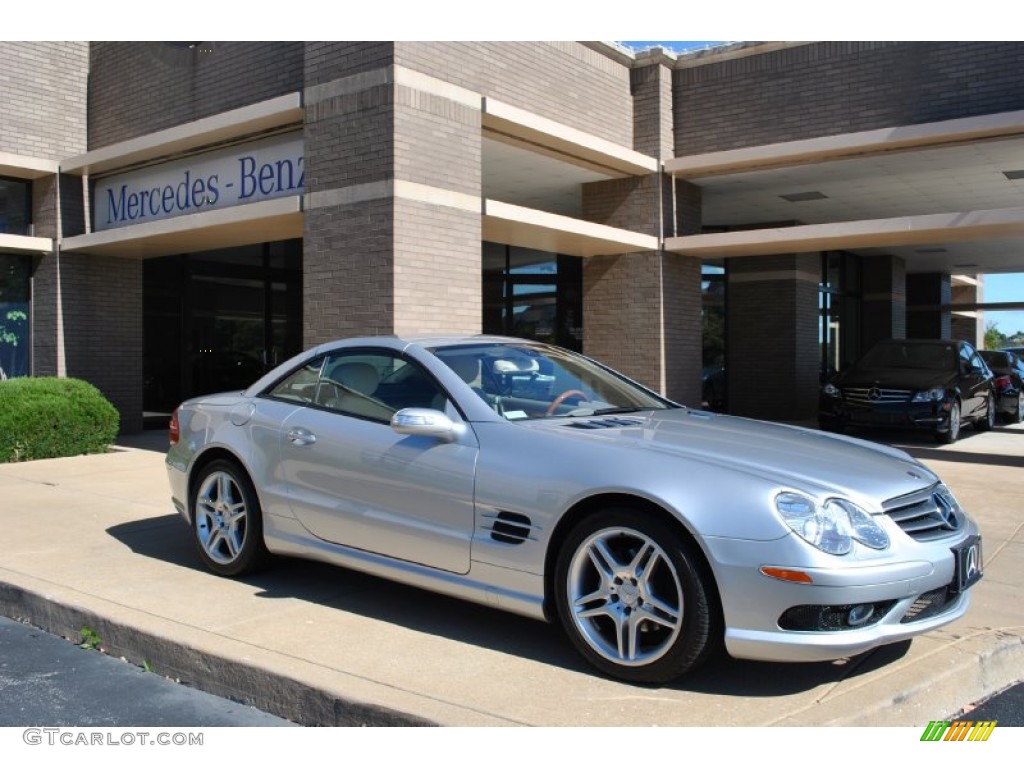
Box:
[483,199,657,257]
[665,108,1024,178]
[0,233,53,255]
[664,206,1024,259]
[0,152,58,179]
[483,97,658,178]
[60,197,301,258]
[61,93,303,176]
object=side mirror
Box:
[390,408,463,442]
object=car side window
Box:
[315,350,449,422]
[266,359,324,404]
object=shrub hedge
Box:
[0,377,119,463]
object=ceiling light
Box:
[780,191,828,202]
[1003,170,1024,180]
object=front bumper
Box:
[702,524,980,663]
[819,397,952,433]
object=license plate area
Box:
[951,535,983,593]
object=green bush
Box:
[0,377,119,463]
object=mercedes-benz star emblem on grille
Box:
[965,545,980,582]
[934,492,960,530]
[868,387,882,401]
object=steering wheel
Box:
[546,389,589,416]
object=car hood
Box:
[527,408,937,504]
[832,368,955,391]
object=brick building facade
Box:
[2,41,1021,431]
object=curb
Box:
[0,582,435,727]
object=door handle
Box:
[286,427,317,446]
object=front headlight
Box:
[822,383,840,398]
[775,492,890,555]
[911,387,945,403]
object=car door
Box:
[274,348,478,574]
[958,344,989,420]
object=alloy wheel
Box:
[565,526,684,666]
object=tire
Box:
[1013,393,1024,425]
[191,459,270,577]
[553,509,720,684]
[975,394,996,432]
[937,401,961,444]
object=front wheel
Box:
[936,401,961,444]
[553,509,719,684]
[192,460,270,577]
[1013,392,1024,424]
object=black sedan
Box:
[819,338,996,443]
[981,349,1024,423]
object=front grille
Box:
[901,587,955,623]
[842,387,912,405]
[883,485,962,541]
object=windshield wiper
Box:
[590,406,649,416]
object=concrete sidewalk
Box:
[1,425,1022,726]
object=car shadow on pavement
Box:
[107,514,911,697]
[839,424,1024,468]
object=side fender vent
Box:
[490,511,533,544]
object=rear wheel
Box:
[554,509,720,684]
[192,460,270,577]
[975,394,996,432]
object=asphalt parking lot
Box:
[0,420,1021,726]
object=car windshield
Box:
[857,342,956,372]
[430,342,677,420]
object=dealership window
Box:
[482,242,582,351]
[819,251,862,380]
[0,254,31,379]
[0,177,32,236]
[143,240,302,418]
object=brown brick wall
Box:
[395,42,633,146]
[907,272,953,340]
[583,251,665,391]
[59,253,143,433]
[0,42,88,159]
[675,42,1024,154]
[727,254,820,421]
[303,43,482,341]
[862,254,907,348]
[631,62,674,159]
[88,42,304,148]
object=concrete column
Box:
[951,276,982,346]
[302,43,481,345]
[580,173,702,405]
[861,253,906,348]
[580,58,702,405]
[727,254,820,422]
[906,272,952,339]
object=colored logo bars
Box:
[920,721,997,741]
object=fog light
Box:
[847,604,875,627]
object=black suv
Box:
[819,338,995,443]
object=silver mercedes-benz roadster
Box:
[166,335,982,683]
